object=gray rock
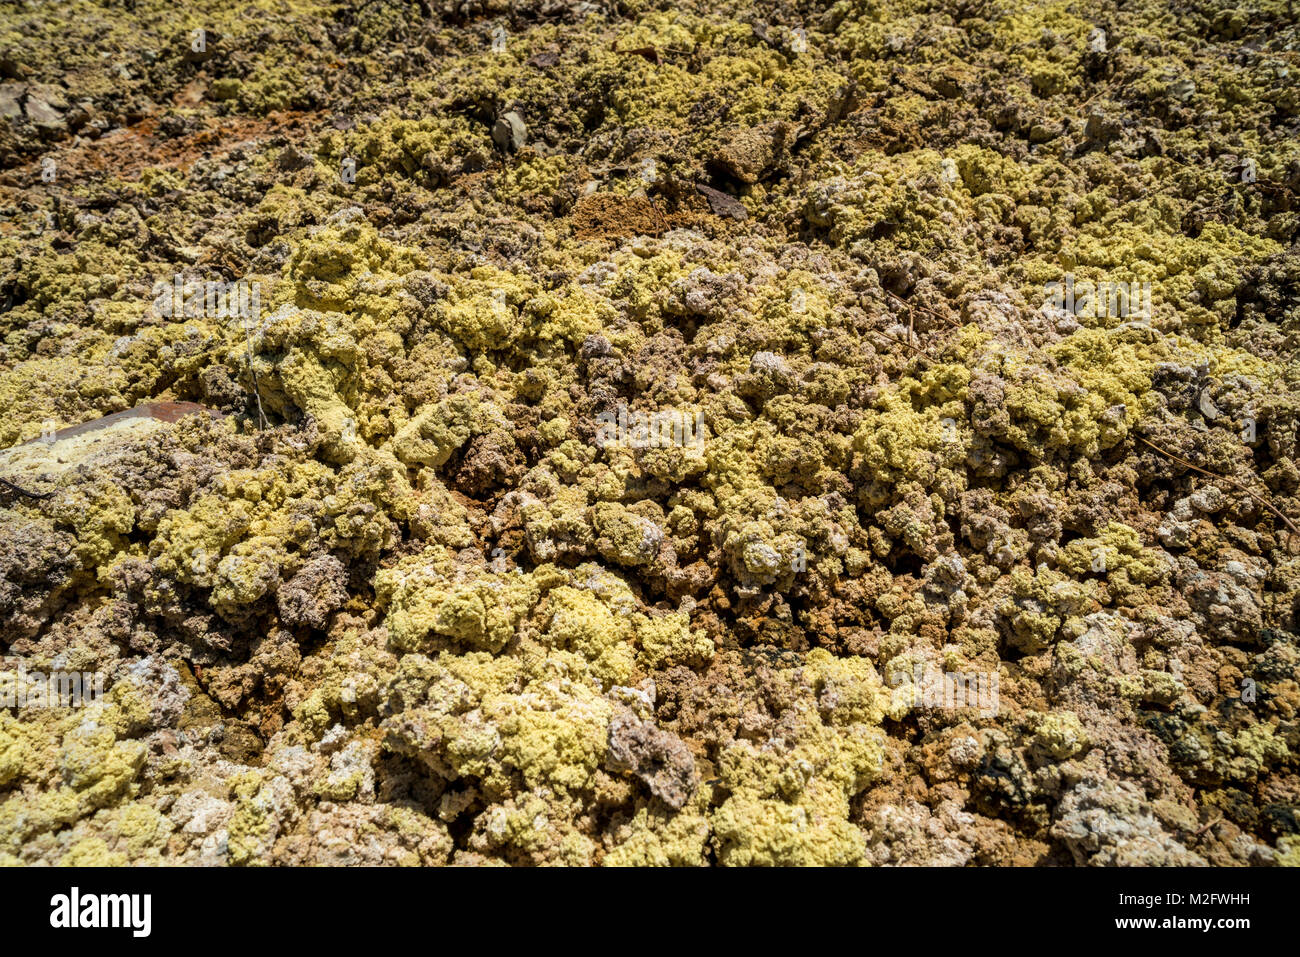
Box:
[492,111,526,152]
[0,83,23,120]
[696,182,747,220]
[1052,777,1206,866]
[606,707,697,809]
[24,95,62,127]
[277,554,348,630]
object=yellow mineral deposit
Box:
[0,0,1296,871]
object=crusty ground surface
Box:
[0,0,1297,865]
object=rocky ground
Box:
[0,0,1297,866]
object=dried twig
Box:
[869,327,925,358]
[612,43,661,65]
[886,290,959,331]
[884,290,967,354]
[1136,434,1300,546]
[0,476,53,500]
[242,321,268,430]
[1193,815,1224,838]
